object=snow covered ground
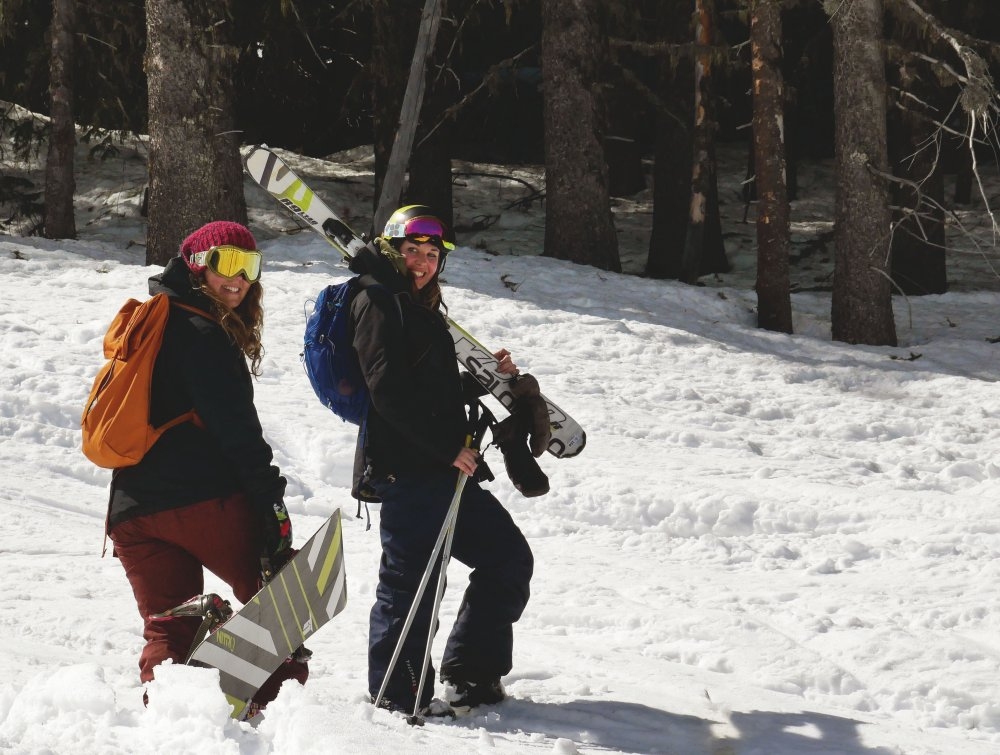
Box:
[1,132,1000,754]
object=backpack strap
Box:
[162,298,215,431]
[170,298,218,322]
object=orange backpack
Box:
[81,294,204,468]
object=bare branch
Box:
[415,45,537,150]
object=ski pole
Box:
[408,471,470,723]
[374,404,491,721]
[373,469,468,714]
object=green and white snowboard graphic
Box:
[188,509,347,720]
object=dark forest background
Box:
[2,0,1000,346]
[0,1,858,163]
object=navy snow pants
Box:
[368,470,533,710]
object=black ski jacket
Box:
[107,257,286,531]
[348,247,475,498]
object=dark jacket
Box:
[348,247,471,496]
[108,257,286,531]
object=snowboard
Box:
[187,508,347,720]
[242,144,586,460]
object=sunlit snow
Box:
[1,134,999,754]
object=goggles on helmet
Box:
[383,216,455,251]
[192,245,262,283]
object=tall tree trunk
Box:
[829,0,897,346]
[540,0,620,271]
[404,8,457,229]
[647,0,693,279]
[145,0,246,265]
[681,0,728,282]
[750,0,792,333]
[888,60,946,295]
[371,0,419,221]
[950,133,972,205]
[373,0,449,232]
[406,96,455,228]
[43,0,77,240]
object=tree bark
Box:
[829,0,897,345]
[406,86,455,228]
[372,0,418,221]
[540,0,620,272]
[405,5,458,229]
[951,134,972,205]
[372,0,444,233]
[43,0,77,240]
[681,0,728,283]
[145,0,246,266]
[750,0,792,333]
[647,0,694,279]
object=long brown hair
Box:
[193,275,266,376]
[412,275,446,314]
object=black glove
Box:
[470,453,495,484]
[260,501,293,581]
[493,411,550,497]
[507,374,551,458]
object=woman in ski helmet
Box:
[346,205,533,716]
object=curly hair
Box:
[193,274,266,376]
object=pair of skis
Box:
[242,145,586,460]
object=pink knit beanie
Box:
[180,221,258,274]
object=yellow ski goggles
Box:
[192,245,263,282]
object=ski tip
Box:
[240,145,259,165]
[241,143,271,162]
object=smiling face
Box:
[399,238,441,289]
[203,267,253,308]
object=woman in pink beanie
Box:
[108,220,306,715]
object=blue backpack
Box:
[302,275,399,424]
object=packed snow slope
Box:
[1,141,999,754]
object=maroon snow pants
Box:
[109,492,308,706]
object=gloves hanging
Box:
[507,374,551,457]
[492,374,551,497]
